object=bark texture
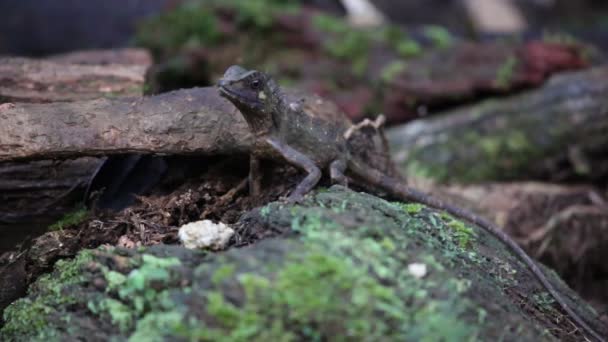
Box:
[0,87,252,161]
[0,56,148,103]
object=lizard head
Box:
[218,65,274,114]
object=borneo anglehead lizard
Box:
[218,65,605,342]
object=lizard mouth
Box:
[218,84,260,107]
[218,85,237,99]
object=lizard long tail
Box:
[348,159,606,342]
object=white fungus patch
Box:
[178,220,234,251]
[407,263,428,279]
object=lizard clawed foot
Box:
[284,193,306,204]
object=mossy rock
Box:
[1,187,603,341]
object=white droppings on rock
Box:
[407,263,427,279]
[178,220,234,251]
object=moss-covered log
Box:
[387,67,608,183]
[1,187,605,341]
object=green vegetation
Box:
[402,118,542,183]
[135,5,221,57]
[400,202,424,214]
[135,0,300,57]
[381,60,408,83]
[48,207,88,231]
[222,0,300,29]
[312,14,372,77]
[383,26,423,57]
[1,250,94,340]
[2,188,583,341]
[423,25,453,49]
[495,56,518,88]
[313,14,430,77]
[440,213,477,249]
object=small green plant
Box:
[396,40,422,57]
[495,56,518,88]
[400,203,424,215]
[48,207,88,231]
[423,25,453,49]
[381,61,407,83]
[440,213,476,249]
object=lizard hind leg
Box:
[330,159,348,187]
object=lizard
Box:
[217,65,605,342]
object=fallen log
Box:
[387,66,608,183]
[0,87,250,161]
[47,48,153,66]
[0,50,151,223]
[0,55,147,103]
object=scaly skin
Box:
[218,65,605,342]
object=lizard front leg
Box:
[249,154,262,196]
[265,137,321,202]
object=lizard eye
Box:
[250,79,261,90]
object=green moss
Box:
[533,292,556,313]
[479,136,501,156]
[440,213,476,249]
[382,25,422,57]
[400,202,425,214]
[199,248,409,340]
[396,40,423,57]
[495,56,518,88]
[403,121,541,183]
[312,13,351,34]
[108,254,181,313]
[48,207,88,231]
[97,298,134,332]
[130,311,185,342]
[423,25,453,49]
[3,188,582,341]
[211,264,236,285]
[506,131,529,152]
[1,250,94,340]
[380,60,407,83]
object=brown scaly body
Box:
[218,65,605,342]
